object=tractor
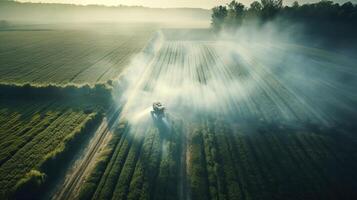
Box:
[151,102,165,119]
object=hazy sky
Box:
[17,0,355,9]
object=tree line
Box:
[212,0,357,38]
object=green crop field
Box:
[0,96,106,198]
[78,118,357,200]
[187,119,357,200]
[0,22,158,198]
[78,117,184,200]
[74,32,357,200]
[0,2,356,197]
[0,24,156,85]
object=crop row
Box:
[140,41,326,123]
[143,40,356,126]
[0,98,104,198]
[78,116,183,200]
[231,42,357,125]
[77,39,357,200]
[0,26,155,85]
[78,115,357,200]
[187,117,357,200]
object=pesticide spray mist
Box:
[114,24,357,129]
[110,22,357,199]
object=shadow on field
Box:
[0,96,109,199]
[68,109,185,200]
[151,116,172,140]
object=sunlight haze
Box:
[17,0,356,8]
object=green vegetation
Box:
[13,170,46,198]
[0,1,356,198]
[0,96,105,198]
[0,24,154,85]
[77,121,129,200]
[78,117,183,200]
[0,21,156,199]
[0,83,113,103]
[212,0,357,39]
[187,118,357,200]
[76,27,357,200]
[78,116,357,200]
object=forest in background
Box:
[211,0,357,42]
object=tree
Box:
[250,1,263,12]
[209,0,357,37]
[211,5,228,31]
[292,1,299,8]
[247,1,262,19]
[261,0,283,19]
[226,1,246,28]
[228,0,245,12]
[261,0,283,9]
[340,2,354,19]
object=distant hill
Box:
[0,1,210,24]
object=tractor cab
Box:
[151,102,165,119]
